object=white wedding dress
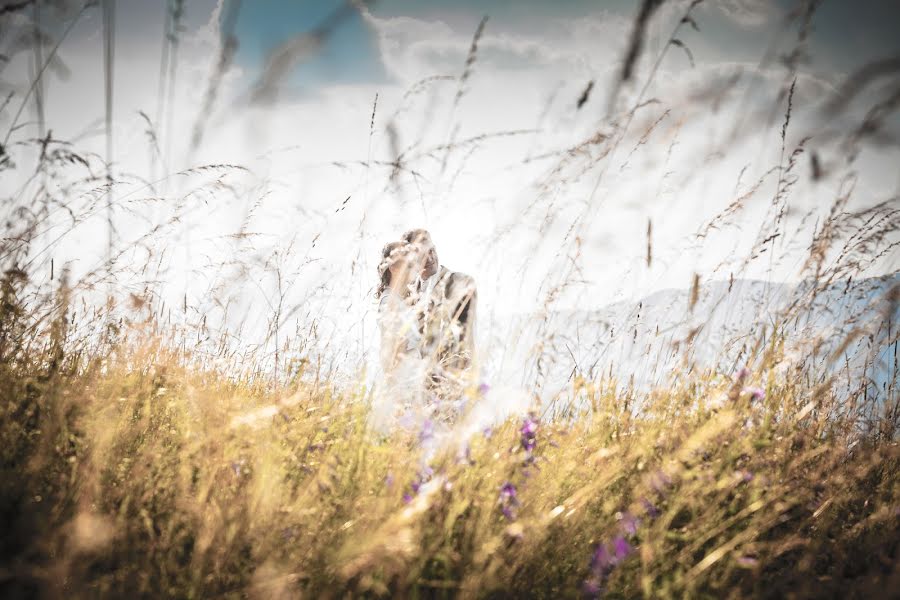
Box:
[370,289,429,431]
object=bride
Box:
[372,240,431,427]
[374,232,477,426]
[376,240,426,376]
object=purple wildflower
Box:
[640,497,661,519]
[590,544,612,573]
[500,482,517,501]
[612,536,632,562]
[478,382,491,395]
[584,534,634,600]
[521,418,538,436]
[618,511,639,537]
[402,493,413,504]
[499,482,520,520]
[743,386,765,401]
[419,419,435,443]
[482,426,493,439]
[520,416,538,453]
[735,366,750,381]
[589,536,633,583]
[406,465,434,500]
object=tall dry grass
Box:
[0,1,898,598]
[0,293,896,597]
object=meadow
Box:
[0,275,897,598]
[1,1,899,598]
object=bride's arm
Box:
[379,296,422,372]
[378,298,401,373]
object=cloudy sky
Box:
[2,0,899,370]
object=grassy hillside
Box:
[1,277,897,598]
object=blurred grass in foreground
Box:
[1,271,896,599]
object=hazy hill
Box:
[482,273,899,401]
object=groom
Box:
[402,228,477,373]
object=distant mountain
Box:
[480,273,900,401]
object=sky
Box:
[1,0,899,375]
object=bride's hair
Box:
[375,241,405,299]
[402,228,439,279]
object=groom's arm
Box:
[445,272,477,342]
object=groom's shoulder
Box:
[435,265,469,280]
[440,268,476,298]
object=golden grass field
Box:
[1,285,897,597]
[2,1,900,598]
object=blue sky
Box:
[232,0,388,87]
[48,0,900,93]
[806,1,900,73]
[211,0,900,89]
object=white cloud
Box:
[359,7,634,85]
[709,0,779,27]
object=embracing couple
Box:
[375,229,477,420]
